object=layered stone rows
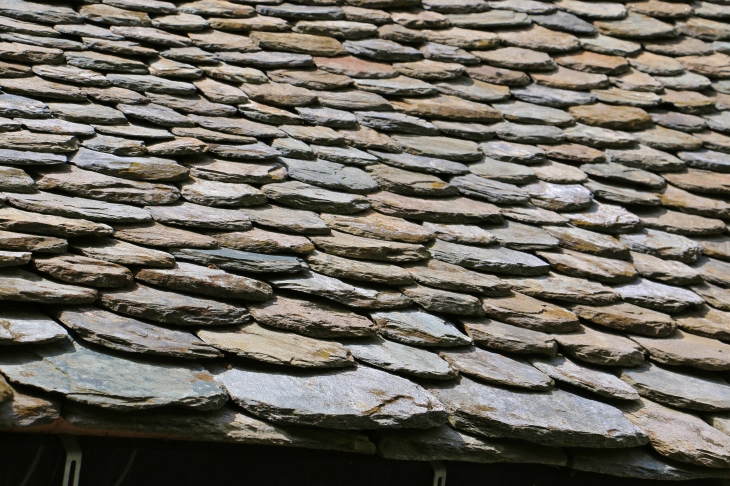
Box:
[2,0,730,480]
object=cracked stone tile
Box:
[615,278,704,313]
[147,201,251,230]
[307,249,413,285]
[54,306,221,359]
[524,181,593,211]
[564,202,642,233]
[367,165,456,196]
[113,221,216,249]
[422,222,496,245]
[630,251,701,285]
[400,283,483,314]
[404,258,508,295]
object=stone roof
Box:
[1,0,730,480]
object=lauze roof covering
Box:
[1,0,730,480]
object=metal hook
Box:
[60,435,82,486]
[430,460,446,486]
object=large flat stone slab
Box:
[217,365,448,429]
[310,230,428,263]
[572,303,676,337]
[554,325,645,367]
[404,259,509,295]
[614,278,704,313]
[460,318,557,355]
[4,192,151,223]
[427,376,648,447]
[0,338,228,411]
[33,253,133,288]
[54,306,221,359]
[322,211,434,243]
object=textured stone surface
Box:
[55,306,221,359]
[427,377,647,447]
[631,330,730,371]
[481,292,580,332]
[554,325,645,366]
[530,355,639,400]
[430,239,549,276]
[344,336,455,379]
[218,365,447,429]
[0,338,227,411]
[0,310,67,345]
[621,398,730,468]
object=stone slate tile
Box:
[506,273,619,305]
[426,376,648,447]
[0,338,228,411]
[5,192,151,224]
[343,336,456,379]
[64,403,375,453]
[249,295,376,338]
[370,308,472,346]
[564,202,642,234]
[544,224,629,258]
[269,270,411,309]
[54,306,221,359]
[370,192,501,224]
[135,262,273,301]
[400,283,483,315]
[198,323,354,368]
[321,210,433,243]
[377,425,567,466]
[405,258,509,295]
[620,398,730,468]
[554,324,645,367]
[0,230,66,254]
[460,317,557,355]
[439,346,553,390]
[572,447,730,481]
[429,239,550,276]
[307,249,413,285]
[218,365,447,429]
[33,254,132,288]
[0,206,113,238]
[0,250,31,268]
[622,362,730,411]
[674,304,730,341]
[481,292,580,333]
[99,283,251,327]
[172,247,305,274]
[71,237,175,268]
[530,355,640,400]
[631,330,730,371]
[310,230,428,262]
[213,228,314,255]
[0,310,68,345]
[620,228,701,263]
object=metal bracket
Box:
[430,460,446,486]
[60,435,82,486]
